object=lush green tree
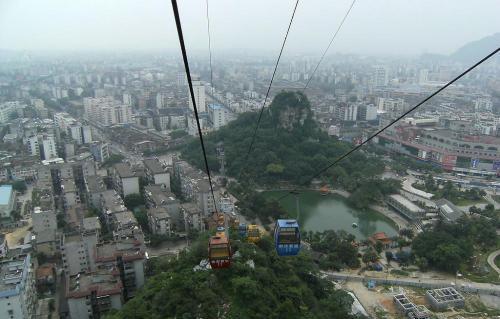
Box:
[385,251,393,264]
[399,228,414,239]
[412,217,495,273]
[106,236,357,319]
[362,250,378,264]
[102,154,125,167]
[132,209,149,232]
[124,194,145,211]
[414,256,429,272]
[170,129,188,139]
[181,91,385,189]
[305,230,360,270]
[12,180,27,193]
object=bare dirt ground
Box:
[344,281,398,318]
[5,218,31,247]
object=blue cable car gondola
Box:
[238,223,247,238]
[274,219,301,256]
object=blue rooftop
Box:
[0,185,13,205]
[276,219,299,228]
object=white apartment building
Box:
[69,124,92,144]
[197,180,215,216]
[335,104,358,122]
[208,104,229,130]
[0,255,37,319]
[143,159,170,187]
[365,104,378,121]
[83,97,133,126]
[373,65,389,87]
[474,97,493,112]
[123,93,133,105]
[113,163,139,196]
[53,112,76,131]
[0,101,21,124]
[148,207,172,236]
[89,141,110,163]
[378,98,407,116]
[188,77,206,112]
[66,272,124,319]
[25,134,58,160]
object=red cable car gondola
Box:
[208,227,231,269]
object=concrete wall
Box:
[122,177,139,196]
[153,173,170,189]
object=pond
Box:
[263,190,398,240]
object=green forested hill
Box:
[106,236,359,319]
[182,91,385,186]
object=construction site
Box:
[339,279,500,319]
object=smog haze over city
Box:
[0,1,499,319]
[1,0,500,55]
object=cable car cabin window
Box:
[210,244,229,258]
[278,227,299,244]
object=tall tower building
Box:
[373,66,389,87]
[188,77,206,113]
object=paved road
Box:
[484,193,500,209]
[487,249,500,277]
[322,271,500,295]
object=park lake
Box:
[263,190,398,240]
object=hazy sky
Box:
[0,0,499,56]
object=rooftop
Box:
[0,185,13,206]
[114,163,135,178]
[95,240,145,262]
[389,194,425,213]
[61,179,77,193]
[67,271,122,299]
[35,230,57,244]
[0,255,30,295]
[84,175,106,193]
[435,199,464,222]
[429,129,500,145]
[209,104,224,110]
[82,217,101,232]
[113,211,137,227]
[144,185,177,206]
[148,207,170,220]
[143,159,165,174]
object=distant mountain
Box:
[450,33,500,63]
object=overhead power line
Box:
[171,0,218,212]
[243,0,300,164]
[277,47,500,201]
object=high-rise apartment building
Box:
[0,101,22,124]
[188,77,206,112]
[84,97,133,126]
[208,104,228,130]
[373,66,389,87]
[0,255,37,319]
[25,134,58,160]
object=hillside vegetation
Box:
[106,235,360,319]
[183,91,390,190]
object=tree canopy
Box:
[412,217,497,273]
[182,91,385,187]
[106,235,359,319]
